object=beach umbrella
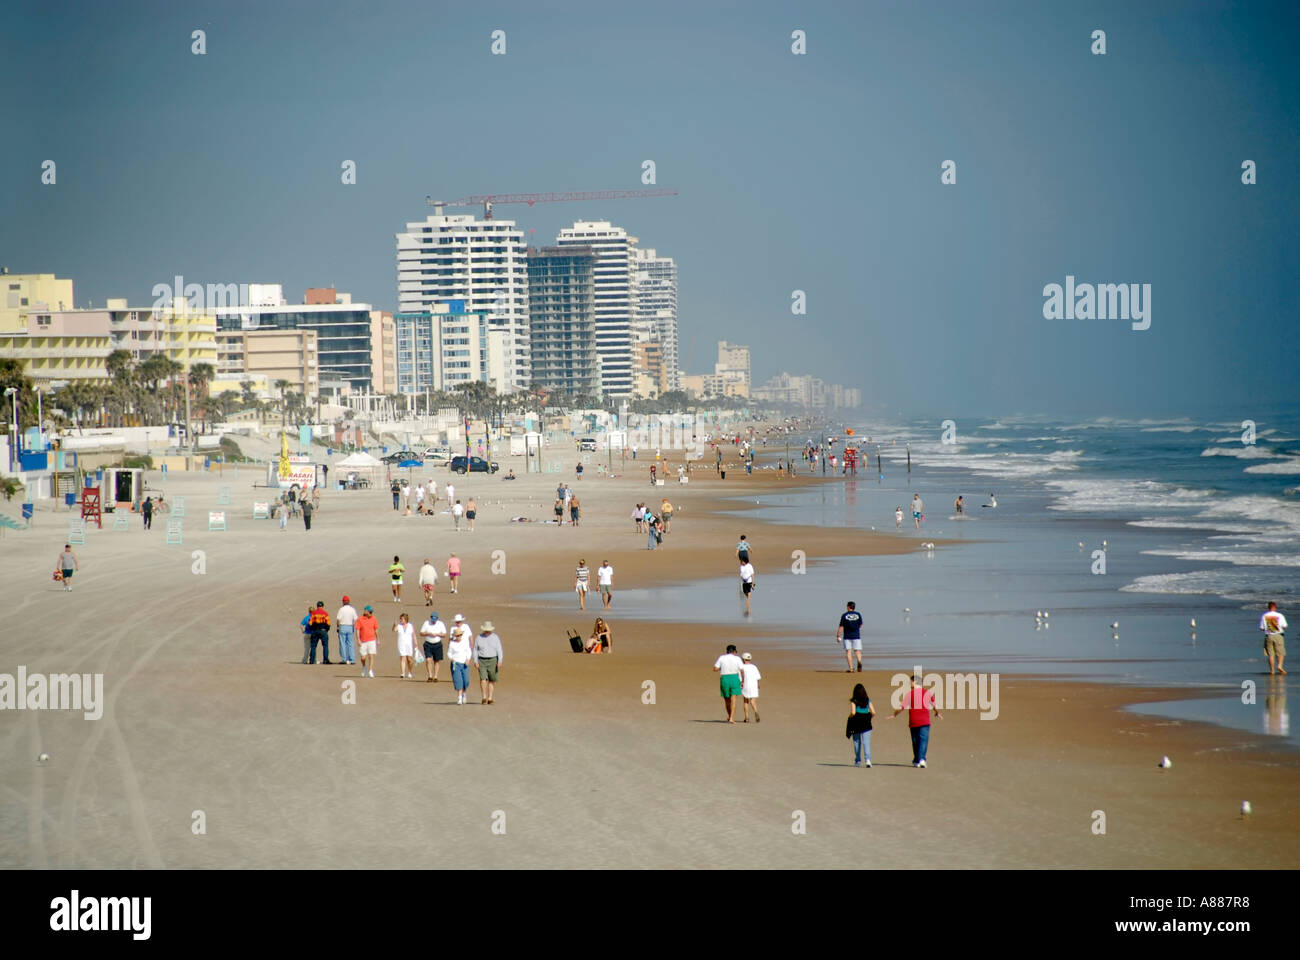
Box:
[278,428,292,481]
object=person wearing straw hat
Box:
[474,620,504,704]
[447,619,473,704]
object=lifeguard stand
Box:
[81,486,103,528]
[844,447,859,477]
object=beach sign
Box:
[166,518,183,544]
[67,518,86,544]
[217,485,232,505]
[112,511,130,530]
[208,511,227,532]
[252,501,270,519]
[172,496,187,518]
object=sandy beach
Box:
[1,443,1297,869]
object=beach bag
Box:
[655,529,663,543]
[413,648,426,665]
[567,629,584,653]
[52,570,64,582]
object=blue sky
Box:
[2,0,1297,416]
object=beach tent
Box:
[337,451,382,485]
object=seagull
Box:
[1101,540,1108,550]
[1111,621,1119,630]
[1190,618,1197,628]
[1036,610,1043,619]
[1159,756,1172,769]
[1241,800,1252,818]
[903,607,911,614]
[1043,612,1049,619]
[1078,541,1084,549]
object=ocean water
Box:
[549,409,1300,745]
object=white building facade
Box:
[632,247,679,392]
[555,221,637,398]
[396,212,530,393]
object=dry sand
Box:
[1,444,1297,868]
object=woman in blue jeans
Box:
[845,683,875,768]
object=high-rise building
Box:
[396,211,530,393]
[526,246,600,398]
[555,221,637,398]
[632,247,679,391]
[215,328,319,399]
[393,302,506,395]
[368,310,396,395]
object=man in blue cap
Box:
[419,609,448,683]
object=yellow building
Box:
[1,272,76,332]
[0,309,112,382]
[157,297,219,368]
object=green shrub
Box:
[123,455,154,470]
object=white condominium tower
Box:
[555,220,636,398]
[395,210,530,392]
[632,246,679,392]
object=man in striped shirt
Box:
[575,558,591,611]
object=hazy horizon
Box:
[3,0,1297,417]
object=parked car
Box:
[578,437,598,451]
[420,447,451,466]
[450,456,499,475]
[380,451,418,465]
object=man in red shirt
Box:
[889,675,943,767]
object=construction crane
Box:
[425,188,678,220]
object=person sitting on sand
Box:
[586,617,612,654]
[504,469,516,480]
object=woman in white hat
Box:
[447,616,474,704]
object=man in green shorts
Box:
[713,643,745,724]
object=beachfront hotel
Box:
[526,246,601,398]
[555,221,638,399]
[213,286,375,394]
[395,210,531,394]
[392,301,507,395]
[632,247,680,392]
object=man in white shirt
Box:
[1261,601,1288,675]
[446,483,455,511]
[419,611,448,683]
[713,644,745,724]
[415,483,426,514]
[336,595,359,665]
[912,493,924,530]
[452,499,464,531]
[739,560,756,615]
[740,652,762,723]
[597,560,614,610]
[418,558,438,606]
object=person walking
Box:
[356,605,379,677]
[452,499,464,531]
[912,493,924,530]
[554,497,565,526]
[54,544,79,591]
[394,612,416,679]
[736,535,751,565]
[390,478,401,511]
[575,558,591,611]
[141,496,153,530]
[569,494,581,527]
[597,560,614,610]
[299,604,314,664]
[645,510,659,550]
[279,497,289,530]
[414,482,426,515]
[465,496,477,531]
[894,506,903,530]
[954,494,965,517]
[660,498,673,534]
[633,503,645,534]
[713,644,745,724]
[448,618,473,704]
[845,683,875,767]
[739,558,756,615]
[301,497,314,531]
[419,610,447,683]
[337,595,358,665]
[1261,601,1288,675]
[388,555,405,602]
[418,558,438,606]
[445,482,455,511]
[401,480,411,516]
[838,601,865,673]
[446,553,461,594]
[889,675,942,767]
[740,652,761,722]
[474,621,504,704]
[562,483,573,522]
[307,601,332,665]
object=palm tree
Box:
[0,358,37,432]
[215,390,241,420]
[274,379,291,427]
